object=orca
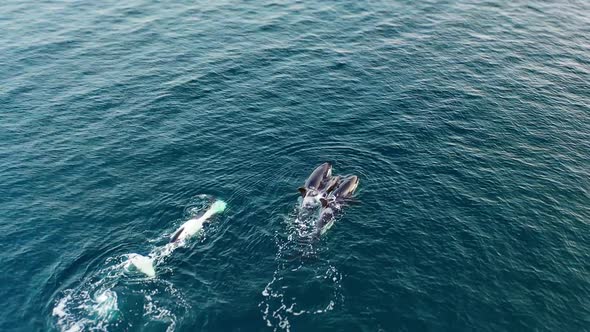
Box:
[169,200,227,243]
[298,163,339,208]
[127,200,227,277]
[314,176,359,237]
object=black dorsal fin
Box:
[170,227,184,243]
[320,198,329,208]
[298,187,307,197]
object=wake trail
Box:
[259,203,344,332]
[52,195,226,332]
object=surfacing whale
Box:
[313,175,359,237]
[298,163,340,208]
[126,200,227,277]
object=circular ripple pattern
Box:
[1,0,589,331]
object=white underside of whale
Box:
[127,253,155,278]
[127,200,227,277]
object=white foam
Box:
[301,195,320,208]
[92,290,119,320]
[128,253,155,278]
[52,296,68,318]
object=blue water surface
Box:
[1,0,589,331]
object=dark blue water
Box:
[1,0,589,331]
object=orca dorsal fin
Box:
[170,227,184,243]
[298,187,307,197]
[320,198,329,208]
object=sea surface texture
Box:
[1,0,589,331]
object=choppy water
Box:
[1,0,589,331]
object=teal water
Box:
[1,0,590,331]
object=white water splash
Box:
[52,195,222,331]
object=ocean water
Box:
[1,0,589,331]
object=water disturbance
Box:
[1,0,589,331]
